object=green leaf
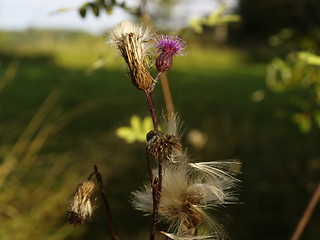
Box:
[90,3,100,16]
[79,4,87,18]
[313,110,320,129]
[298,52,320,66]
[116,127,136,143]
[116,115,154,143]
[292,113,311,134]
[189,18,205,33]
[104,5,113,14]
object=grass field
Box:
[0,30,319,240]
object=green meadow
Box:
[0,30,319,240]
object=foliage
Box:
[116,115,154,143]
[189,3,241,34]
[238,0,320,41]
[266,49,320,133]
[78,0,132,18]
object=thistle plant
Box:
[67,20,240,240]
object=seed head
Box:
[132,160,240,238]
[146,129,182,160]
[108,20,155,90]
[67,179,95,226]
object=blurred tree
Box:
[237,0,320,41]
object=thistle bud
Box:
[156,52,173,73]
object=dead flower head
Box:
[67,179,95,226]
[132,160,240,239]
[146,129,182,159]
[108,20,155,91]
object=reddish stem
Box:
[145,91,158,130]
[94,165,118,240]
[146,150,157,240]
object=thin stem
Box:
[146,148,154,186]
[159,73,175,120]
[290,182,320,240]
[146,150,156,240]
[157,157,163,199]
[94,165,118,240]
[145,91,158,130]
[148,72,162,93]
[139,4,176,121]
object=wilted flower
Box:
[132,160,240,239]
[154,35,187,73]
[108,20,155,91]
[146,129,182,159]
[67,179,95,225]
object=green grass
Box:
[0,30,319,240]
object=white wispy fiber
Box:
[162,113,183,138]
[108,20,154,58]
[108,20,155,90]
[132,159,240,239]
[161,231,214,240]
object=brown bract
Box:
[119,33,154,90]
[146,129,182,159]
[108,21,155,91]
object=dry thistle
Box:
[146,129,182,160]
[67,179,95,225]
[132,159,240,239]
[108,20,155,91]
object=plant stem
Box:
[290,182,320,240]
[157,157,163,201]
[146,150,156,240]
[140,5,175,121]
[145,91,158,130]
[159,74,175,120]
[94,165,118,240]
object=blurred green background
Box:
[0,0,319,239]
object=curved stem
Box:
[94,165,118,240]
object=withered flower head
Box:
[108,20,155,91]
[132,160,240,239]
[146,129,182,159]
[67,179,95,226]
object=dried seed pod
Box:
[67,179,95,225]
[147,129,182,159]
[108,21,155,91]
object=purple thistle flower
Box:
[154,34,187,73]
